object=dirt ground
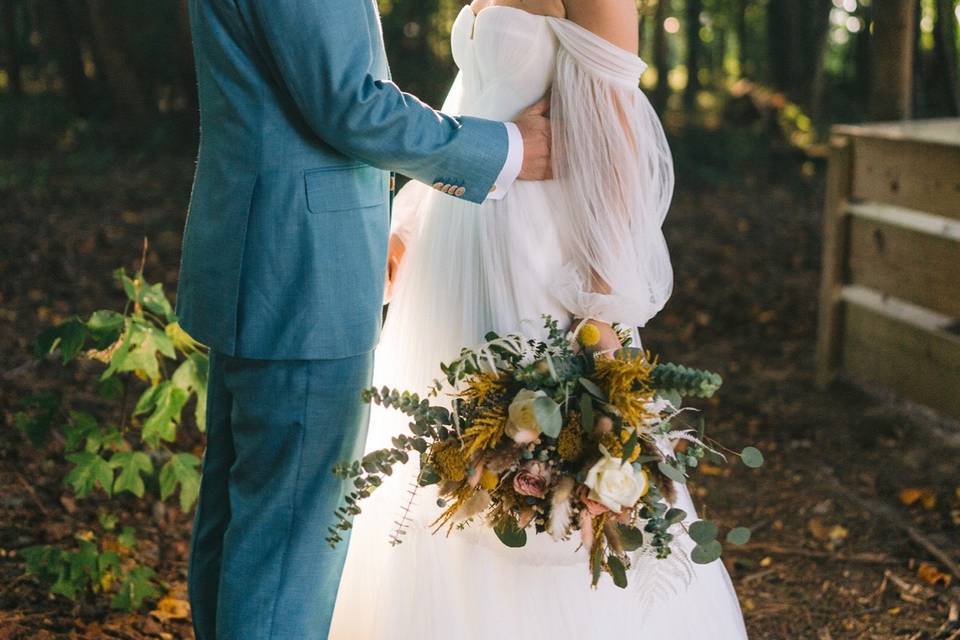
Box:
[1,139,958,639]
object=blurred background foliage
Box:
[0,0,958,161]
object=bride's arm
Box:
[564,0,639,54]
[548,0,675,338]
[559,0,643,353]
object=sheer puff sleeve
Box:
[546,18,674,328]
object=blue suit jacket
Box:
[177,0,509,359]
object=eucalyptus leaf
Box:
[657,460,687,484]
[726,527,752,545]
[493,517,527,548]
[658,390,682,410]
[607,555,628,588]
[664,507,687,525]
[688,520,719,544]
[740,446,764,468]
[580,393,594,431]
[691,539,723,564]
[533,396,562,438]
[616,524,645,551]
[578,377,607,401]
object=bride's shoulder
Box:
[561,0,639,54]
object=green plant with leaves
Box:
[14,250,207,611]
[22,515,159,612]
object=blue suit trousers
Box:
[188,350,374,639]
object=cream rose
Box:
[583,450,649,512]
[505,389,546,444]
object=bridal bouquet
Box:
[328,317,762,589]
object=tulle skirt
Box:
[329,180,748,639]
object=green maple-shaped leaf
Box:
[65,452,114,498]
[35,317,87,363]
[140,382,189,448]
[110,565,158,612]
[159,453,202,511]
[140,281,175,322]
[104,320,175,382]
[85,310,124,349]
[63,411,99,453]
[110,451,154,498]
[172,352,209,430]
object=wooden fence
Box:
[816,119,960,420]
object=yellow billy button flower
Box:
[637,467,650,499]
[480,470,499,491]
[578,323,601,348]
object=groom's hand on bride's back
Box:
[515,96,553,181]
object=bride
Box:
[331,1,748,638]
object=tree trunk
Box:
[735,0,747,77]
[1,0,23,95]
[41,0,92,114]
[84,0,150,122]
[683,0,702,111]
[933,0,960,115]
[652,0,670,112]
[807,0,833,121]
[175,0,197,112]
[854,1,873,109]
[870,0,916,120]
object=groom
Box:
[176,0,550,638]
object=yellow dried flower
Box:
[594,354,656,427]
[459,371,505,404]
[557,421,585,462]
[432,441,468,482]
[461,405,507,460]
[578,323,601,348]
[480,470,500,491]
[600,432,624,457]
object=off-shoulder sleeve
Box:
[546,18,674,328]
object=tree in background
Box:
[1,0,959,145]
[1,0,23,96]
[871,0,918,120]
[684,0,702,111]
[933,0,960,114]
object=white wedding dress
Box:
[330,7,748,639]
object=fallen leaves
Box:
[898,488,937,510]
[807,518,849,550]
[150,596,190,623]
[916,562,951,588]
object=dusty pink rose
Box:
[578,486,610,516]
[512,460,552,498]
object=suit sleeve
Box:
[248,0,507,204]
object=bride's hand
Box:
[573,319,621,358]
[384,234,406,304]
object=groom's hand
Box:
[515,96,552,181]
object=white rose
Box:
[584,450,649,512]
[505,389,546,444]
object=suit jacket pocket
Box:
[304,164,386,213]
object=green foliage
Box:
[22,529,157,611]
[14,258,209,611]
[650,362,724,399]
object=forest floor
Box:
[0,133,959,639]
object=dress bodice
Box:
[450,5,558,121]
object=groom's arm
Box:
[246,0,516,204]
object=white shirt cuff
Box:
[487,122,523,201]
